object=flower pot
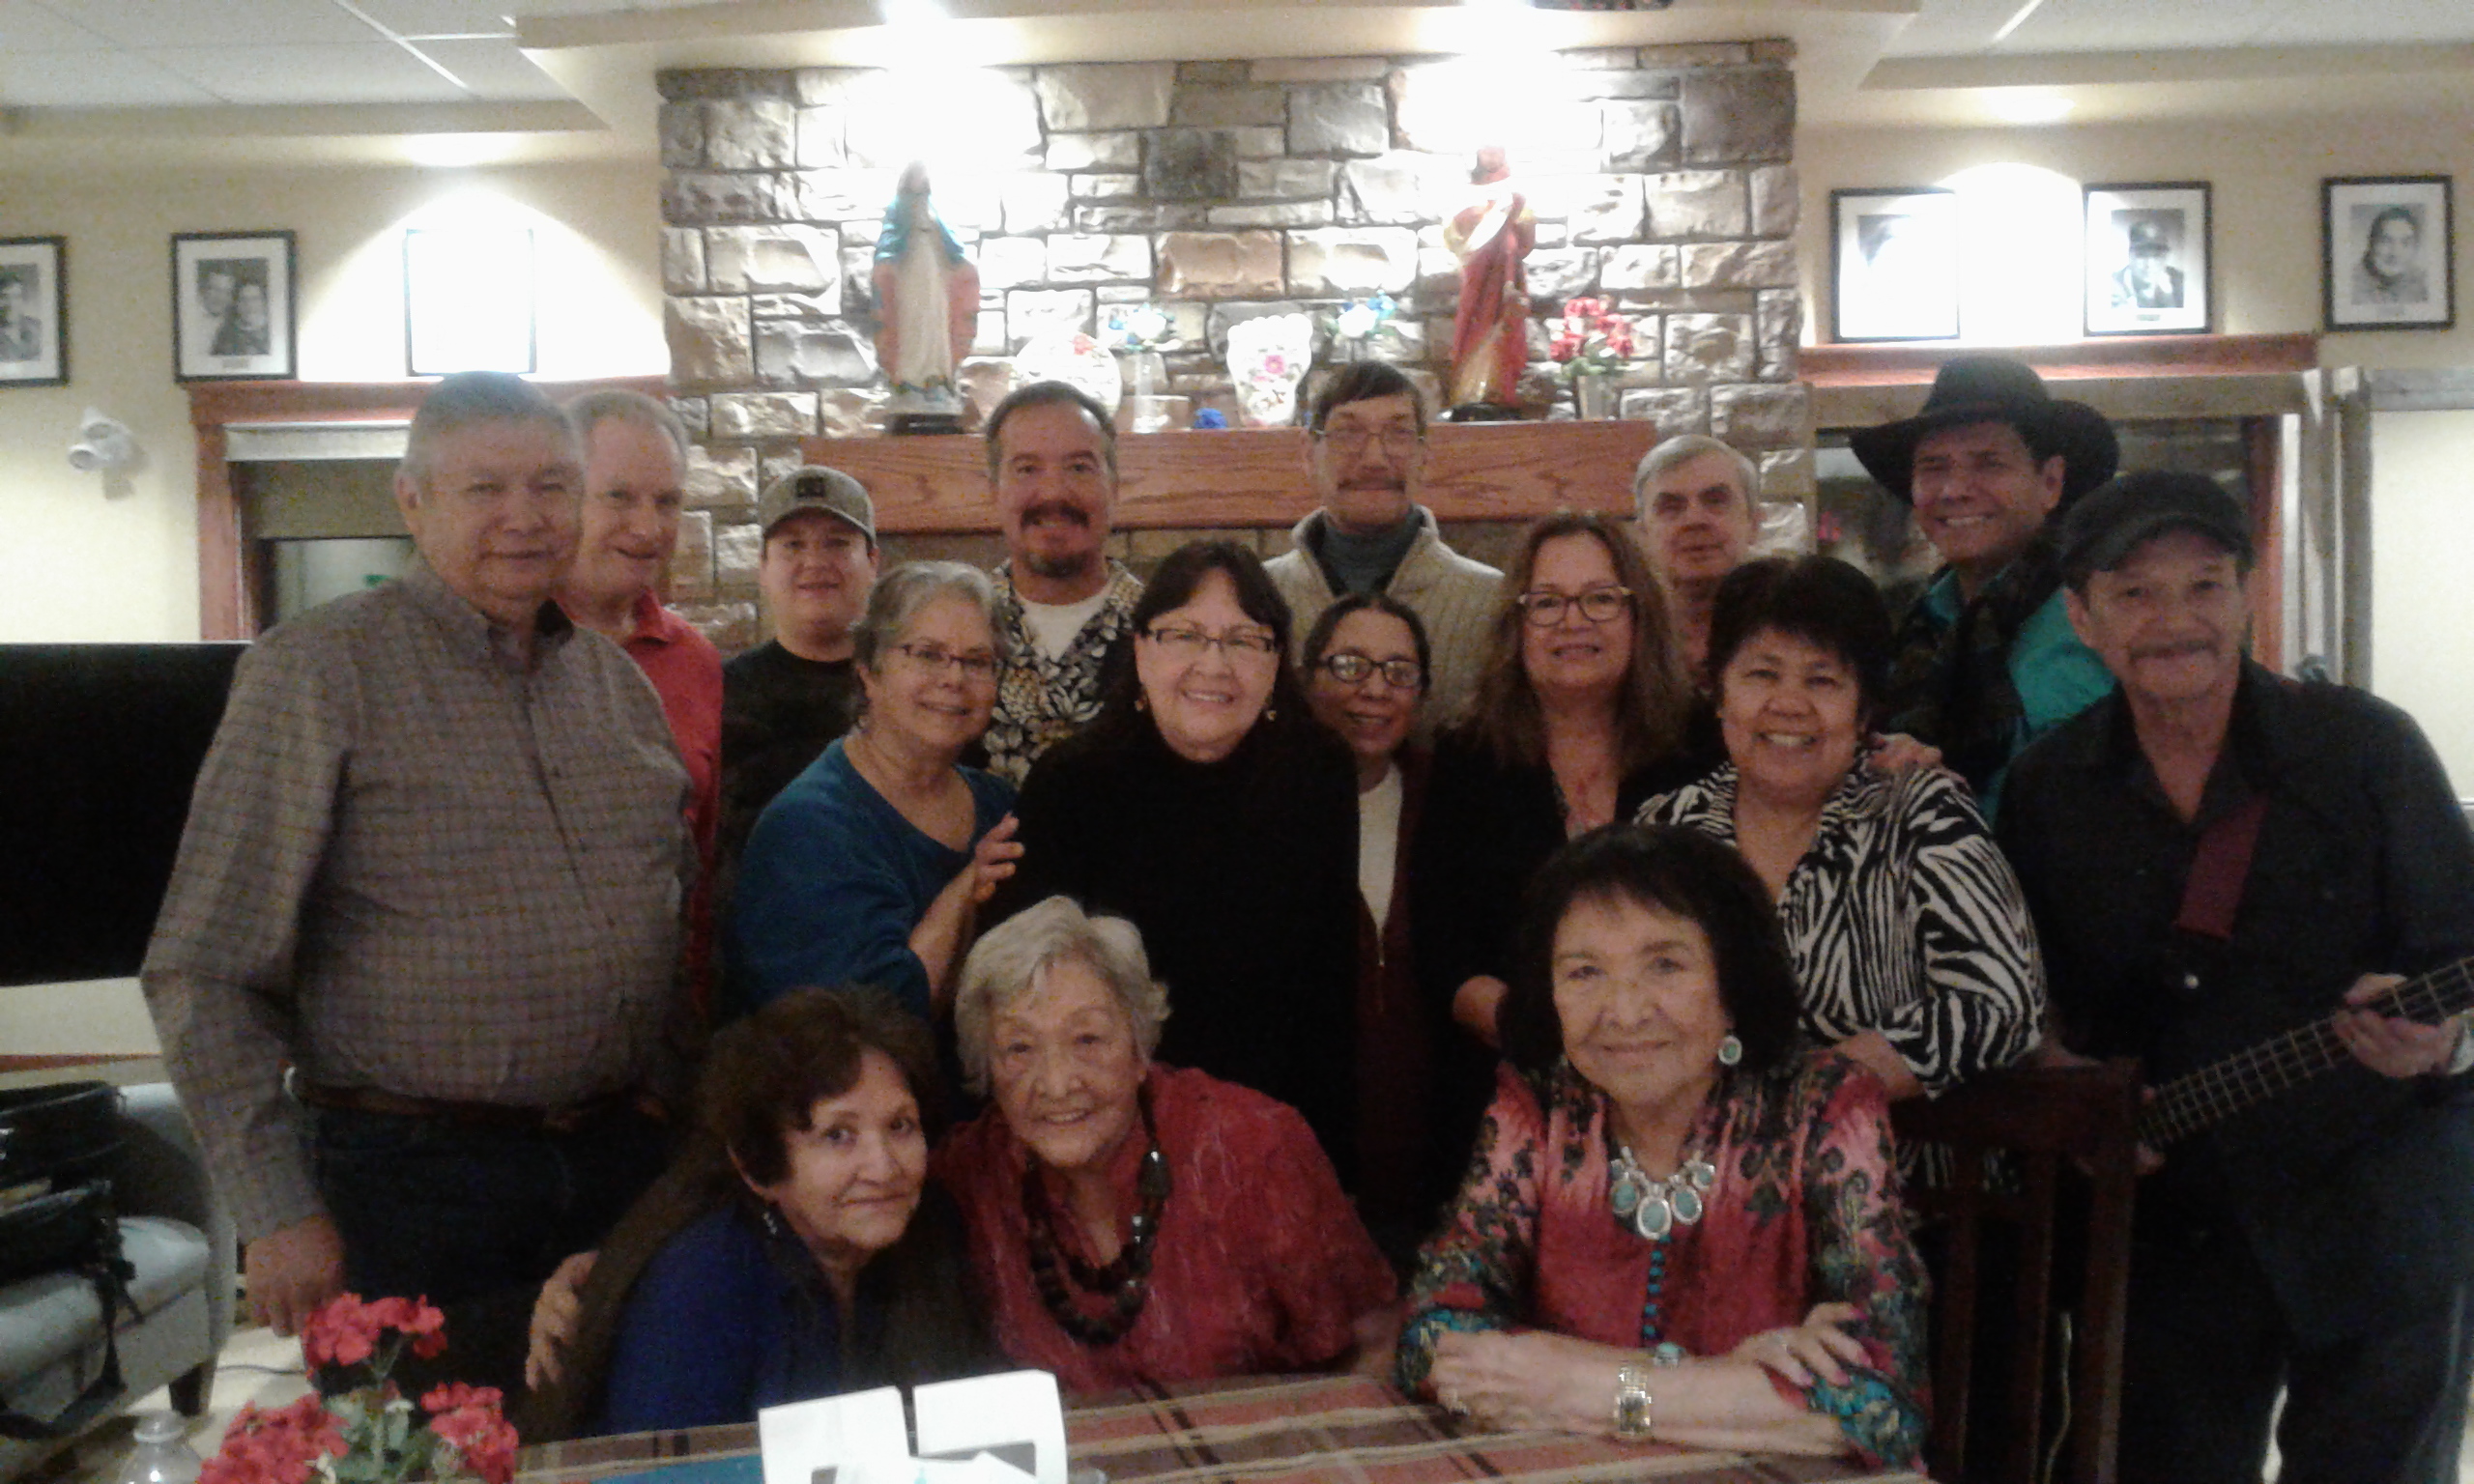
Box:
[1573,372,1614,420]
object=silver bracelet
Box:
[1611,1364,1653,1441]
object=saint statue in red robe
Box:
[1442,147,1536,414]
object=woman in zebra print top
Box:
[1637,556,2045,1098]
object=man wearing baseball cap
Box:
[1850,355,2120,813]
[716,466,881,909]
[2001,471,2474,1484]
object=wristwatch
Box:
[1611,1364,1654,1441]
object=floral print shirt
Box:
[1397,1051,1929,1469]
[980,561,1143,785]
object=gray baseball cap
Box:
[758,465,876,542]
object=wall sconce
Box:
[68,409,139,474]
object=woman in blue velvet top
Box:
[730,562,1022,1019]
[523,987,996,1438]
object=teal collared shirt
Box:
[1914,569,2116,816]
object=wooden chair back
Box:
[1891,1061,2142,1484]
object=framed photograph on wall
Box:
[404,226,535,376]
[2323,176,2454,331]
[172,231,298,382]
[2085,182,2210,335]
[1830,187,1960,342]
[0,237,68,387]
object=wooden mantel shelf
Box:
[805,418,1658,535]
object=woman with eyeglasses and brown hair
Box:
[1413,512,1711,1063]
[990,540,1365,1179]
[729,561,1023,1020]
[1299,592,1456,1257]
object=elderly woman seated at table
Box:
[526,987,996,1438]
[1398,824,1926,1468]
[1636,556,2042,1100]
[935,896,1398,1395]
[730,561,1021,1019]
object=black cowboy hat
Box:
[1847,356,2118,507]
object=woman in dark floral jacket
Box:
[1397,824,1927,1469]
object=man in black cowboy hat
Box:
[1849,355,2119,814]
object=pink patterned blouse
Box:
[1396,1051,1928,1467]
[935,1065,1396,1396]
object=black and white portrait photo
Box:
[0,238,68,386]
[2324,176,2455,330]
[2085,183,2210,335]
[172,231,297,382]
[1830,187,1960,342]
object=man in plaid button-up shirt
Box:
[143,374,691,1377]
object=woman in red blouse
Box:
[1397,824,1926,1468]
[937,896,1398,1395]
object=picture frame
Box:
[2322,175,2455,331]
[1829,187,1960,343]
[0,237,68,387]
[172,231,298,382]
[2084,182,2211,336]
[404,226,536,376]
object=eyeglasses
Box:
[1518,586,1633,627]
[1143,623,1280,661]
[890,642,999,680]
[1312,424,1423,459]
[1315,652,1424,691]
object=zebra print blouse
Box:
[1638,764,2046,1094]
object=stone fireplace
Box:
[656,45,1812,647]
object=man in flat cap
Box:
[2002,471,2474,1484]
[1849,355,2120,813]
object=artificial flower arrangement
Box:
[1547,298,1637,384]
[202,1295,519,1484]
[1332,294,1397,345]
[1099,302,1180,355]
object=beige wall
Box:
[2369,408,2474,797]
[1798,109,2474,366]
[0,160,667,643]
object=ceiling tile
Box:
[38,0,377,48]
[412,36,571,100]
[0,0,113,50]
[0,46,222,105]
[349,0,516,39]
[145,42,468,103]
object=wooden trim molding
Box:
[805,419,1660,535]
[1800,333,2319,386]
[186,377,668,640]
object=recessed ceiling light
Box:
[1989,90,2074,125]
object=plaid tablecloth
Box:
[514,1374,1931,1484]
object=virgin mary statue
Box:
[873,162,983,433]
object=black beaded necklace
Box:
[1021,1089,1171,1347]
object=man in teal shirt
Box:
[1851,357,2119,815]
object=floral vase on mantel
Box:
[1573,373,1615,420]
[1225,312,1315,429]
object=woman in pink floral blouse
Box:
[1397,824,1926,1468]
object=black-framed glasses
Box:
[1517,586,1633,627]
[1311,424,1423,459]
[890,642,999,680]
[1143,623,1280,660]
[1315,652,1424,691]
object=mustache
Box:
[1021,501,1092,528]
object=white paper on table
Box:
[917,1455,1039,1484]
[758,1385,913,1484]
[910,1371,1067,1484]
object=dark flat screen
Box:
[0,643,248,987]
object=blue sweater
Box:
[728,739,1014,1017]
[600,1206,854,1434]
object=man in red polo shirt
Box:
[556,388,722,1013]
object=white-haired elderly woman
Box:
[729,561,1023,1020]
[934,896,1398,1395]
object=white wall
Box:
[0,160,667,643]
[2369,409,2474,797]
